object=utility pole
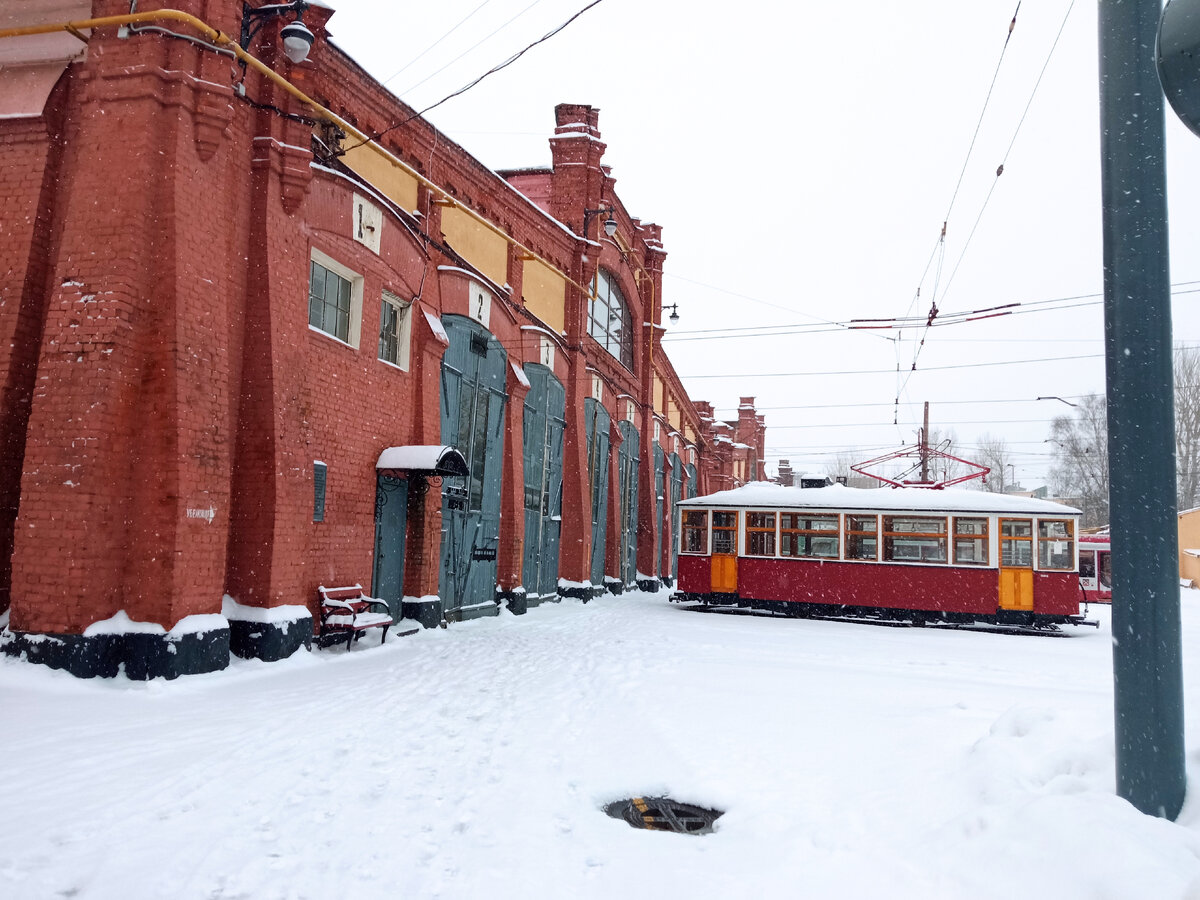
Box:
[1099,0,1186,820]
[919,402,930,483]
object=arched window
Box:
[588,269,634,369]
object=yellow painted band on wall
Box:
[341,144,418,213]
[522,258,566,334]
[441,206,508,287]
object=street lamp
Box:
[241,1,314,64]
[1037,395,1078,407]
[664,303,680,323]
[582,207,617,239]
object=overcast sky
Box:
[326,0,1200,489]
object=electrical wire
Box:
[342,0,606,155]
[379,0,497,88]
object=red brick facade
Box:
[0,1,766,674]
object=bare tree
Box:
[1048,394,1110,527]
[1175,345,1200,510]
[975,433,1015,493]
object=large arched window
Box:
[588,269,634,369]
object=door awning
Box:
[375,445,468,476]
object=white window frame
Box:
[309,247,364,349]
[377,288,413,370]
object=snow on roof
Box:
[679,481,1082,516]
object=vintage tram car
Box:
[673,482,1090,628]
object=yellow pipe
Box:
[0,10,601,302]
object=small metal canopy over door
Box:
[522,364,566,602]
[669,452,683,580]
[617,419,640,586]
[999,517,1035,611]
[440,315,507,620]
[585,398,611,585]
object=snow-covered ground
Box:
[4,590,1200,899]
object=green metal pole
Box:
[1098,0,1186,819]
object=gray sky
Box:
[328,0,1200,489]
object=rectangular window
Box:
[712,510,738,555]
[780,513,840,558]
[744,511,776,557]
[1037,519,1075,570]
[378,289,411,369]
[844,514,877,561]
[953,517,989,565]
[681,510,709,554]
[883,516,947,563]
[1000,518,1033,566]
[309,249,363,346]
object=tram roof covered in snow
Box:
[678,481,1081,517]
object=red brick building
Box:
[0,1,765,678]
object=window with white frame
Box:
[308,249,363,347]
[378,288,412,369]
[588,269,634,369]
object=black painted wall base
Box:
[498,588,527,615]
[228,616,313,662]
[558,582,598,602]
[604,578,624,596]
[1,625,231,680]
[402,598,445,629]
[636,576,661,593]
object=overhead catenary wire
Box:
[342,0,607,155]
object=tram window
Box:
[953,517,989,565]
[780,513,839,558]
[1099,552,1112,588]
[1037,519,1075,570]
[745,512,777,557]
[1079,551,1096,579]
[883,516,947,563]
[712,511,738,555]
[1000,518,1033,566]
[845,514,877,561]
[681,510,709,554]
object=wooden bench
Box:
[318,584,393,649]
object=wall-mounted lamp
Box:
[242,1,314,64]
[582,207,617,239]
[664,303,680,323]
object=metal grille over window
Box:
[309,260,352,341]
[313,461,327,523]
[711,511,738,555]
[378,289,410,366]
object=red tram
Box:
[1078,533,1112,603]
[672,482,1092,628]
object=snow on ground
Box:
[4,591,1200,899]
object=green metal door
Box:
[653,442,664,581]
[585,398,611,586]
[669,452,683,582]
[372,473,408,621]
[440,316,507,620]
[522,364,565,602]
[617,419,639,587]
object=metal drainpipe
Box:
[1098,0,1186,820]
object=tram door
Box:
[999,518,1034,611]
[711,510,739,593]
[439,316,507,620]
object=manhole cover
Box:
[603,796,723,835]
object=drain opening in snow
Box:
[604,797,723,835]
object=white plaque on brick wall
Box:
[352,194,382,254]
